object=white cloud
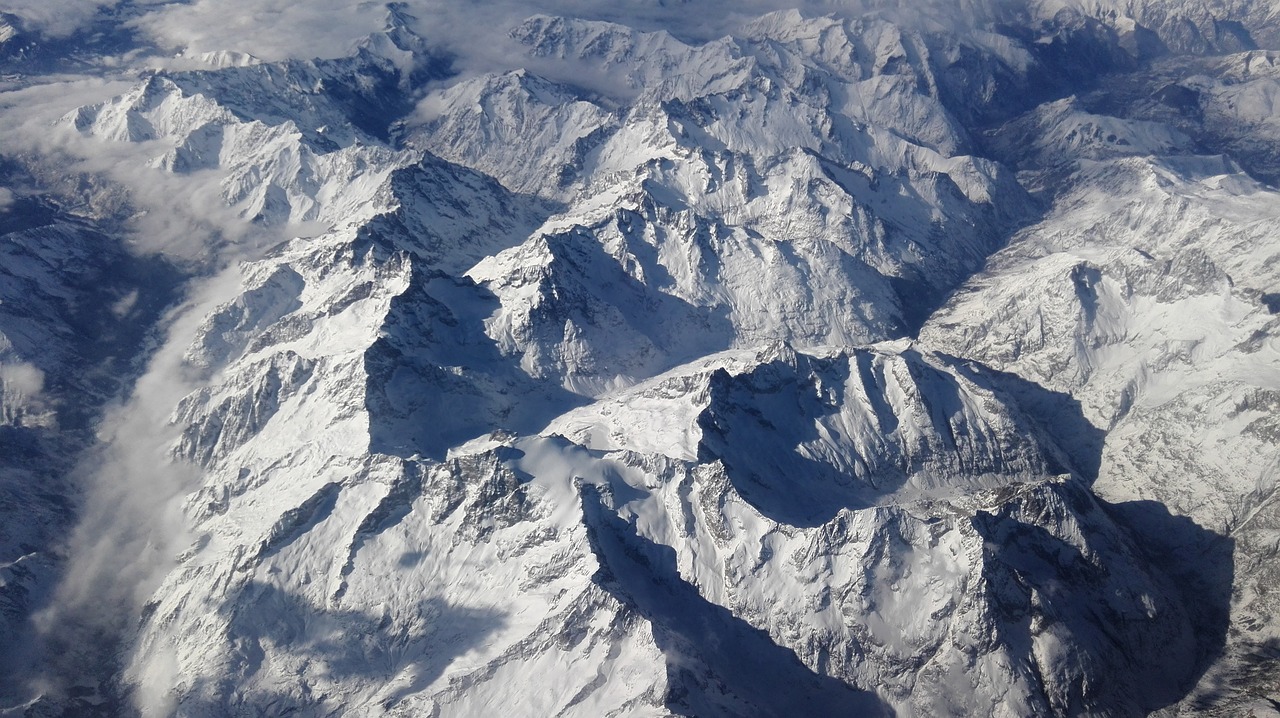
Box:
[3,0,119,37]
[7,0,995,81]
[0,361,45,398]
[130,0,390,62]
[0,75,292,261]
[0,187,13,212]
[28,262,250,706]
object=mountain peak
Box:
[4,2,1279,716]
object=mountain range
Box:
[0,1,1278,715]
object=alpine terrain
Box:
[0,0,1278,716]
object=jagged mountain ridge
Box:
[0,1,1277,716]
[922,90,1280,713]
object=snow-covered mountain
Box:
[1,1,1278,716]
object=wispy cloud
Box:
[4,0,120,37]
[0,68,301,707]
[128,0,390,62]
[11,0,1010,73]
[26,265,251,706]
[0,75,292,261]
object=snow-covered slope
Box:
[134,333,1204,716]
[409,12,1037,392]
[3,1,1279,716]
[922,82,1280,713]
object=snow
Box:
[3,2,1280,716]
